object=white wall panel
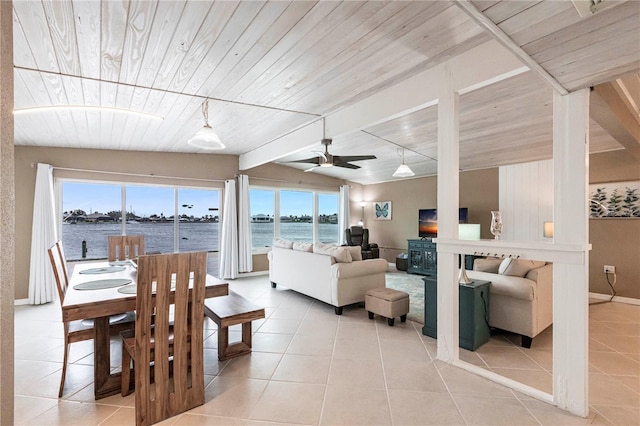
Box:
[499,159,553,241]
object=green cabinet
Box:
[407,239,437,276]
[407,239,477,276]
[422,277,491,351]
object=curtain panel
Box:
[237,174,252,273]
[28,163,58,305]
[338,185,350,246]
[218,179,238,279]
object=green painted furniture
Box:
[422,277,491,351]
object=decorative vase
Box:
[490,211,503,240]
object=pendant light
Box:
[392,148,414,177]
[187,99,225,150]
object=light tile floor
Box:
[14,274,640,425]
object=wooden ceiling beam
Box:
[591,82,640,161]
[454,0,569,95]
[239,40,526,170]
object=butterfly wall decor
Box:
[374,201,392,220]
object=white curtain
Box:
[338,185,351,245]
[219,179,238,279]
[28,163,58,305]
[237,174,252,273]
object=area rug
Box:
[385,270,425,324]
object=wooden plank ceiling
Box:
[12,0,639,185]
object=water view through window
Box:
[62,182,220,260]
[249,189,339,248]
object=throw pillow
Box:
[473,257,502,273]
[347,246,363,262]
[313,244,353,263]
[292,241,313,252]
[499,258,546,277]
[272,237,293,249]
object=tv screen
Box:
[419,208,468,238]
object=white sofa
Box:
[467,258,553,348]
[268,242,388,315]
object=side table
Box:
[422,277,491,351]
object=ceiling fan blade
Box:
[333,162,360,169]
[304,165,320,172]
[333,155,377,162]
[281,157,321,165]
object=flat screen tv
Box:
[418,208,468,238]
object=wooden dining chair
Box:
[108,235,145,261]
[121,251,207,425]
[47,241,134,397]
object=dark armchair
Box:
[345,226,380,259]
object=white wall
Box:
[499,160,553,241]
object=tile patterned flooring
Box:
[14,274,640,425]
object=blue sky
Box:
[63,183,219,217]
[250,189,338,216]
[63,183,338,218]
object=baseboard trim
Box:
[589,292,640,306]
[14,298,29,306]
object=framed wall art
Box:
[374,201,392,220]
[589,180,640,218]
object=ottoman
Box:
[365,287,410,326]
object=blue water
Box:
[63,222,340,260]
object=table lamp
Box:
[458,224,481,284]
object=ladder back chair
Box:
[108,235,145,261]
[121,251,207,425]
[48,241,133,397]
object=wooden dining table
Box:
[62,260,229,400]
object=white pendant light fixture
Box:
[392,148,414,177]
[187,99,225,150]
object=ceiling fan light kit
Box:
[187,99,225,150]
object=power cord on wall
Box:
[589,271,617,305]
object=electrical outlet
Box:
[604,265,615,274]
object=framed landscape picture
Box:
[374,201,392,220]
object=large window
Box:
[178,188,220,252]
[249,189,275,249]
[280,190,313,242]
[318,193,339,244]
[62,182,122,260]
[249,187,339,249]
[62,181,220,260]
[127,185,175,254]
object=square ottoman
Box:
[365,287,410,326]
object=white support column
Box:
[436,64,460,363]
[552,89,590,416]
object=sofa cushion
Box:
[473,257,502,273]
[273,238,293,249]
[314,244,352,263]
[292,241,313,252]
[467,270,536,301]
[346,246,363,262]
[499,258,545,277]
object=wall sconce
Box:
[543,221,554,238]
[358,201,366,226]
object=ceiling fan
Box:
[283,138,376,172]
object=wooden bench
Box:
[204,291,265,361]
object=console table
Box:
[422,277,491,351]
